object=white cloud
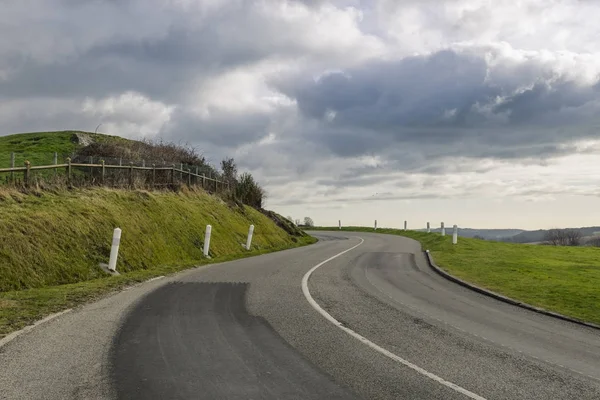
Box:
[82,92,174,137]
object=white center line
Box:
[301,236,488,400]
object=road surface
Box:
[1,231,599,399]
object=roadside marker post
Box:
[339,220,341,230]
[404,221,407,231]
[453,225,458,245]
[246,225,255,250]
[108,228,122,272]
[203,225,212,258]
[441,222,445,236]
[427,222,430,233]
[374,220,378,231]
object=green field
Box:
[312,227,600,325]
[0,187,314,337]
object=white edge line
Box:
[301,236,487,400]
[0,308,73,348]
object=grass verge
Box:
[311,226,600,326]
[0,187,315,338]
[0,236,314,339]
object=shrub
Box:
[236,172,266,208]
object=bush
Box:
[586,237,600,247]
[544,229,582,246]
[75,138,209,168]
[236,172,266,208]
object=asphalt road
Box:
[1,231,600,399]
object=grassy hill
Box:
[0,187,313,337]
[311,226,600,326]
[0,131,313,338]
[0,130,125,167]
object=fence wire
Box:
[0,152,226,193]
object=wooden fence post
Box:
[187,169,191,186]
[180,163,183,182]
[152,164,156,187]
[195,166,199,186]
[24,161,30,187]
[202,173,205,188]
[129,162,134,187]
[53,152,58,177]
[101,160,106,184]
[67,157,72,185]
[89,156,93,180]
[10,152,14,184]
[171,164,175,186]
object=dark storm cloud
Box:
[0,0,337,103]
[279,50,497,129]
[274,48,600,164]
[160,108,271,150]
[493,81,600,124]
[0,25,271,102]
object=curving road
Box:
[1,231,600,399]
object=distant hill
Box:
[500,226,600,244]
[417,228,524,240]
[415,226,600,243]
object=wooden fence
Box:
[0,158,228,192]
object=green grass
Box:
[0,187,315,337]
[0,130,131,167]
[0,131,81,166]
[0,237,313,338]
[312,226,600,325]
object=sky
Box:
[2,0,600,229]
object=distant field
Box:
[311,226,600,325]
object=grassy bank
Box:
[0,188,314,337]
[0,130,124,166]
[312,227,600,325]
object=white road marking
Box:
[301,236,488,400]
[0,274,169,348]
[0,309,73,348]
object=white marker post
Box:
[427,222,431,233]
[374,220,378,230]
[203,225,212,258]
[404,221,407,231]
[453,225,458,245]
[108,228,122,272]
[441,222,445,236]
[339,220,342,230]
[246,225,254,250]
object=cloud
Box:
[273,44,600,169]
[2,0,600,227]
